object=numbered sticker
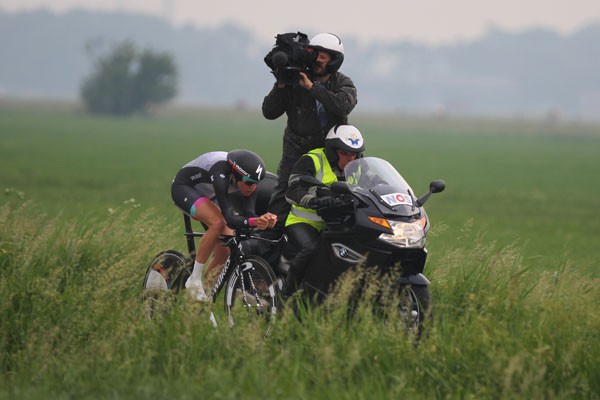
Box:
[381,192,413,207]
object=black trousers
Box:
[283,222,321,296]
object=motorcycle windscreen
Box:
[344,157,421,217]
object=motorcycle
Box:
[244,156,445,329]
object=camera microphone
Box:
[272,51,288,68]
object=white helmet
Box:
[325,125,365,154]
[309,33,344,73]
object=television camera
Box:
[264,32,317,86]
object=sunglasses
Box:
[241,176,259,186]
[337,150,358,157]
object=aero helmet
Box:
[308,33,344,73]
[325,125,365,155]
[227,149,266,183]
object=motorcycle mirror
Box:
[330,181,351,194]
[298,175,326,187]
[416,180,446,207]
[430,180,446,193]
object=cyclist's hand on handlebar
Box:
[264,212,277,228]
[309,196,343,209]
[256,213,277,230]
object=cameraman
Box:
[262,32,358,235]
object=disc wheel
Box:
[142,250,190,317]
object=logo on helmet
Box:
[229,160,249,178]
[256,164,263,180]
[346,134,361,147]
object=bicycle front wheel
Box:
[223,255,279,329]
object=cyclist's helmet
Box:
[308,33,344,74]
[227,149,266,184]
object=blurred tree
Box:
[80,40,177,116]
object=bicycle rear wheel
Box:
[142,250,190,317]
[223,255,279,330]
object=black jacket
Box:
[262,72,357,147]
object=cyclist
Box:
[171,150,277,301]
[283,125,365,298]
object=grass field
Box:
[2,102,599,272]
[1,102,599,398]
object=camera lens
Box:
[272,51,288,68]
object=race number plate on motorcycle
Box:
[381,192,413,207]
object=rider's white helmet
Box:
[308,33,344,73]
[325,125,365,154]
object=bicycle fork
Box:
[238,261,266,313]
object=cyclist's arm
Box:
[240,192,258,218]
[211,162,259,229]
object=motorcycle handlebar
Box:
[311,195,353,211]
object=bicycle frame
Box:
[183,213,199,258]
[181,213,282,303]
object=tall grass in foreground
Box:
[0,201,598,399]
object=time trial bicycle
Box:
[142,213,284,328]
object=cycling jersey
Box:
[171,151,258,229]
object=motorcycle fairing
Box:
[345,157,422,219]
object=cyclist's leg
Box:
[172,183,227,300]
[186,200,229,300]
[171,183,227,264]
[192,199,227,262]
[205,225,233,282]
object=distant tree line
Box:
[80,40,178,116]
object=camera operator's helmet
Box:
[308,33,345,73]
[325,125,365,158]
[227,149,266,184]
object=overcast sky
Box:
[2,0,600,44]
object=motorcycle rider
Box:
[282,124,365,298]
[262,32,358,237]
[171,150,277,301]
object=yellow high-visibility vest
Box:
[285,148,338,230]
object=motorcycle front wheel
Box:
[397,285,431,333]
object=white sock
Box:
[190,261,205,281]
[186,261,208,301]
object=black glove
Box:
[309,196,341,209]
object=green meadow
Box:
[1,102,599,398]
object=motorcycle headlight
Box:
[378,217,427,248]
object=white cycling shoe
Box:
[185,277,209,302]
